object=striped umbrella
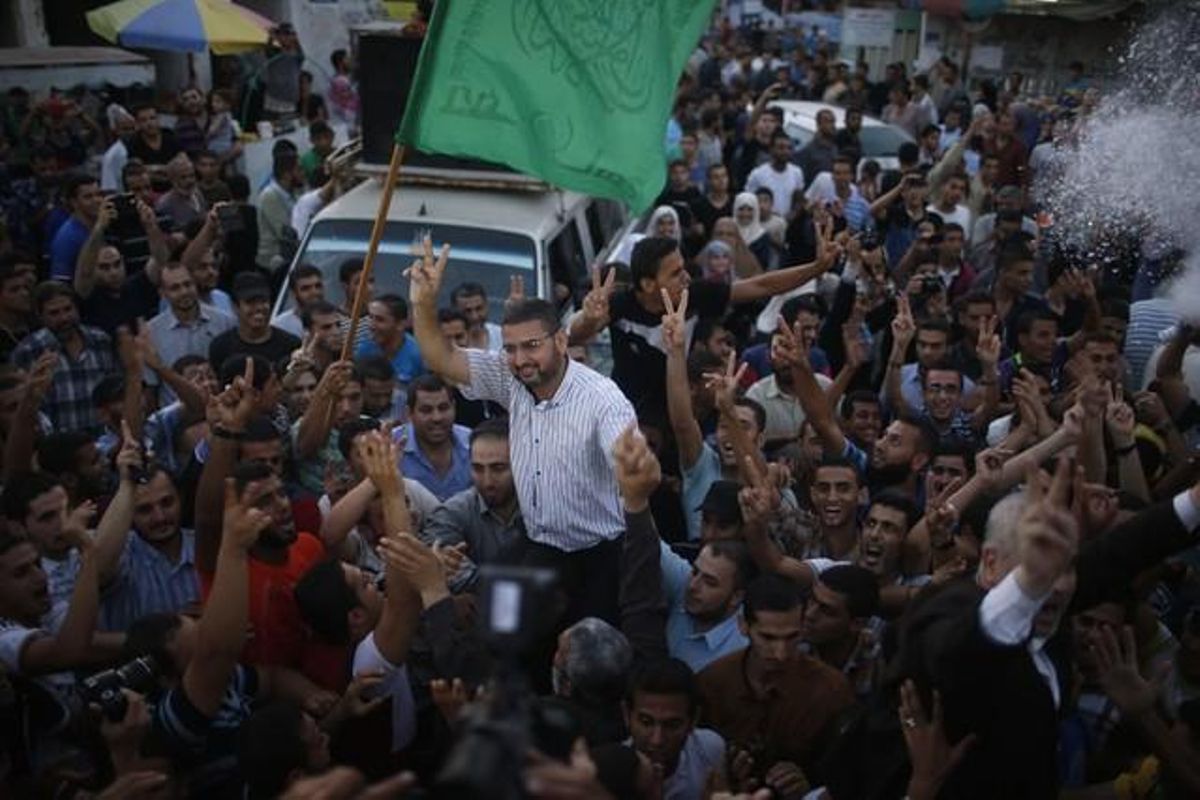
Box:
[86,0,274,55]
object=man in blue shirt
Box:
[50,174,103,282]
[392,373,471,501]
[356,293,424,385]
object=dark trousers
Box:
[521,536,623,628]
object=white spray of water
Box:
[1040,5,1200,317]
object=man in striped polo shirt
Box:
[406,238,636,623]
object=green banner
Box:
[397,0,717,212]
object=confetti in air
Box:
[1038,3,1200,317]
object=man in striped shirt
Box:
[406,238,636,623]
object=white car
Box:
[770,100,914,174]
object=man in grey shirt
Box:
[423,418,525,591]
[146,262,235,401]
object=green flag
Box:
[397,0,717,212]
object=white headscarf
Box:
[733,192,765,245]
[647,205,681,242]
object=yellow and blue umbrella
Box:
[86,0,273,55]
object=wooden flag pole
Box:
[340,141,406,361]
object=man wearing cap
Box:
[208,272,300,373]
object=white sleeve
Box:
[0,622,41,674]
[461,348,514,406]
[1172,490,1200,533]
[353,633,418,752]
[978,570,1048,646]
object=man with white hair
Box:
[892,461,1200,799]
[551,617,633,742]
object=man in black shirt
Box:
[568,235,839,428]
[209,272,300,373]
[125,104,181,168]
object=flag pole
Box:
[340,141,406,361]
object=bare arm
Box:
[137,201,170,279]
[970,318,1002,430]
[182,480,269,716]
[2,353,55,482]
[869,176,907,219]
[1106,397,1151,504]
[1156,325,1191,381]
[358,432,420,665]
[74,200,116,298]
[319,478,376,550]
[90,431,142,587]
[662,290,703,469]
[194,359,259,574]
[884,296,917,417]
[408,237,470,385]
[566,265,615,347]
[180,208,220,270]
[294,361,351,460]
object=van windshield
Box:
[283,219,538,322]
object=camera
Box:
[858,231,880,252]
[433,566,573,799]
[919,276,943,296]
[80,656,159,722]
[216,202,244,234]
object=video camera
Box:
[431,565,578,800]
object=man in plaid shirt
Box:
[12,281,116,435]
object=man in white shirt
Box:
[408,239,636,623]
[746,131,805,218]
[100,108,135,192]
[927,173,972,233]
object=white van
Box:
[271,174,635,327]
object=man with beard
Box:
[804,456,864,560]
[147,261,235,402]
[423,419,526,591]
[99,463,199,631]
[746,318,834,448]
[293,360,365,496]
[393,373,471,501]
[194,361,327,670]
[13,281,116,434]
[407,238,635,623]
[208,272,301,372]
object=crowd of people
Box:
[0,9,1199,800]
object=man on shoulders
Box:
[407,237,635,623]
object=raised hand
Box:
[1104,385,1136,445]
[356,429,402,494]
[404,234,451,308]
[212,357,258,432]
[612,423,662,512]
[891,294,916,351]
[95,197,117,232]
[973,447,1009,492]
[581,264,616,327]
[506,274,526,309]
[335,671,389,720]
[115,421,144,484]
[26,350,58,403]
[975,315,1002,369]
[842,323,867,370]
[429,677,471,725]
[660,287,689,355]
[1132,390,1171,430]
[899,680,977,800]
[116,325,143,372]
[221,477,272,552]
[1093,624,1167,717]
[925,476,964,549]
[1015,458,1080,598]
[704,350,748,413]
[378,533,445,598]
[738,455,781,529]
[772,314,808,372]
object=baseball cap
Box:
[233,272,272,303]
[698,480,744,528]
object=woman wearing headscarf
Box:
[733,191,773,271]
[712,216,764,278]
[695,239,735,285]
